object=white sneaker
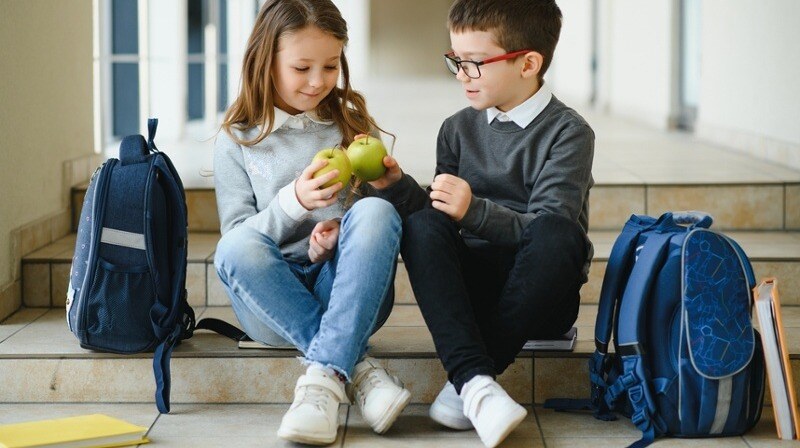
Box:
[277,366,346,445]
[430,382,473,430]
[346,357,411,434]
[461,376,527,448]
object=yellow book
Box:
[0,414,149,448]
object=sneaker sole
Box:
[371,388,412,434]
[277,426,338,445]
[480,405,527,448]
[429,401,473,430]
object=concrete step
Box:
[1,304,798,407]
[20,231,800,309]
[71,181,800,233]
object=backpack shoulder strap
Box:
[611,231,675,447]
[545,214,652,418]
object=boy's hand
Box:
[429,174,472,221]
[308,220,340,263]
[368,155,403,190]
[296,159,344,211]
[351,134,403,190]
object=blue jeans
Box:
[214,197,402,380]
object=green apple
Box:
[346,136,388,182]
[312,147,352,189]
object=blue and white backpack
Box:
[67,119,196,413]
[546,212,765,447]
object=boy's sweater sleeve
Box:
[459,124,594,245]
[214,135,309,241]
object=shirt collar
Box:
[272,107,334,130]
[486,82,553,129]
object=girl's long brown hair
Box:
[222,0,387,148]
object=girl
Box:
[213,0,409,444]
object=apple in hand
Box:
[312,147,352,188]
[346,136,388,182]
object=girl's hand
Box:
[351,134,403,190]
[296,159,344,210]
[308,220,340,263]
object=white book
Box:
[237,336,296,350]
[754,278,799,440]
[522,327,577,351]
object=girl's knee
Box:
[214,225,278,276]
[344,197,401,235]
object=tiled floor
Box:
[0,403,792,447]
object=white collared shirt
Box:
[486,82,553,129]
[272,107,334,130]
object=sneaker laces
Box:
[352,365,399,406]
[297,384,334,412]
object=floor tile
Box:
[343,404,543,447]
[382,304,425,327]
[0,403,157,430]
[0,308,48,343]
[535,406,640,439]
[187,232,219,262]
[22,234,76,262]
[147,403,346,447]
[647,185,785,230]
[22,263,50,307]
[0,309,80,356]
[743,408,800,447]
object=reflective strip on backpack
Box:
[101,227,146,250]
[709,377,732,434]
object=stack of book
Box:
[754,278,800,440]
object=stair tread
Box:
[22,230,800,264]
[2,304,800,360]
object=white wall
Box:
[547,0,594,105]
[0,0,94,307]
[695,0,800,169]
[596,0,678,129]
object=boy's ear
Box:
[520,51,544,80]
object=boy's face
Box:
[449,30,538,112]
[272,26,343,115]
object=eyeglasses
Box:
[444,50,532,79]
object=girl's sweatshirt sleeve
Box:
[214,134,309,242]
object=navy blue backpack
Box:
[67,119,196,413]
[546,212,765,447]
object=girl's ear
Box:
[520,51,544,80]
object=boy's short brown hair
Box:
[448,0,562,83]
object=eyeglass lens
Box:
[445,57,480,78]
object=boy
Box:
[372,0,594,446]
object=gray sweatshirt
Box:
[374,95,595,280]
[214,114,362,263]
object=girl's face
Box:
[272,26,343,115]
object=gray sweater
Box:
[375,95,595,280]
[214,119,363,263]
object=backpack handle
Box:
[147,118,160,152]
[120,118,159,165]
[671,211,713,229]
